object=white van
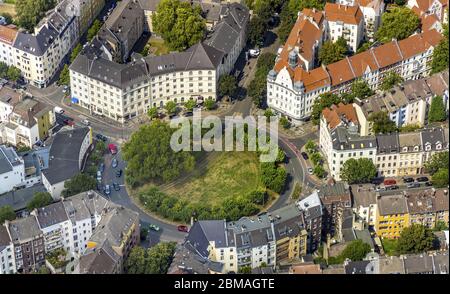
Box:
[54,106,64,114]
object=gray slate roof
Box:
[0,145,22,175]
[331,126,376,151]
[421,127,445,151]
[42,127,90,185]
[0,184,47,211]
[35,201,68,229]
[7,215,42,243]
[185,220,227,258]
[0,225,11,249]
[377,194,408,216]
[376,133,400,154]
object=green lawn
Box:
[381,238,399,256]
[148,38,169,56]
[161,151,264,206]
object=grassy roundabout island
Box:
[123,121,286,223]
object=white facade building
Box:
[0,145,25,194]
[0,225,16,274]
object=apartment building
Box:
[0,24,18,66]
[350,184,378,227]
[32,202,74,253]
[267,29,443,123]
[424,69,449,112]
[324,3,365,52]
[397,132,424,176]
[69,2,248,122]
[0,85,24,122]
[337,0,385,42]
[375,194,410,239]
[408,0,449,23]
[421,126,448,162]
[5,216,45,273]
[0,98,55,148]
[0,225,15,274]
[0,144,25,194]
[77,205,140,274]
[297,192,323,252]
[96,0,145,63]
[42,127,93,199]
[272,205,308,264]
[406,188,449,228]
[375,134,400,178]
[317,182,352,240]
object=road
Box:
[29,25,322,244]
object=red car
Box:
[108,143,117,155]
[63,119,75,126]
[383,179,397,186]
[177,225,189,233]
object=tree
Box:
[264,109,275,119]
[368,111,397,134]
[313,165,325,178]
[184,99,197,112]
[260,162,287,193]
[62,173,97,197]
[6,66,21,82]
[0,61,8,78]
[239,266,252,274]
[147,107,158,120]
[248,16,267,47]
[431,24,449,74]
[288,0,326,14]
[125,246,147,274]
[311,93,341,125]
[145,242,177,274]
[140,228,149,241]
[397,224,436,254]
[152,0,205,51]
[27,192,53,211]
[0,206,15,224]
[356,40,374,54]
[122,121,195,186]
[87,20,102,42]
[218,75,237,98]
[70,44,83,63]
[15,0,56,30]
[36,266,51,274]
[319,40,347,65]
[380,72,404,91]
[248,53,276,108]
[305,140,316,154]
[164,101,177,115]
[341,240,371,261]
[292,182,302,200]
[278,3,296,42]
[280,116,291,129]
[431,168,449,188]
[204,98,216,110]
[341,158,377,184]
[433,221,449,231]
[375,7,420,43]
[58,65,70,86]
[424,151,449,175]
[394,0,407,5]
[428,95,447,123]
[351,79,374,99]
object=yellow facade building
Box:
[375,194,410,239]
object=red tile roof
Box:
[324,3,364,25]
[322,102,359,129]
[0,25,18,45]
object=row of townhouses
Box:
[0,0,106,88]
[319,101,448,180]
[267,0,446,123]
[0,85,56,148]
[68,0,249,122]
[172,182,449,273]
[353,70,449,134]
[0,190,139,274]
[351,185,449,239]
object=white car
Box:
[81,119,90,126]
[249,48,260,57]
[54,106,64,114]
[307,167,314,175]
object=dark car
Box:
[406,182,420,188]
[425,181,433,187]
[177,225,189,233]
[403,177,414,183]
[63,119,74,126]
[386,185,399,191]
[99,163,105,173]
[96,133,108,142]
[416,176,429,182]
[371,177,384,185]
[116,169,122,177]
[301,152,308,160]
[113,182,120,191]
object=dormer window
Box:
[436,143,442,150]
[414,146,419,152]
[403,147,408,152]
[425,144,431,151]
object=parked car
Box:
[54,106,64,114]
[403,177,414,183]
[99,163,105,173]
[81,119,90,126]
[96,171,102,182]
[149,224,160,231]
[307,167,314,175]
[116,169,122,177]
[425,181,433,187]
[386,185,399,191]
[104,184,111,195]
[113,182,120,191]
[383,179,397,186]
[375,185,386,192]
[416,176,429,182]
[301,152,308,160]
[406,182,420,188]
[63,119,74,126]
[177,225,189,233]
[249,48,260,57]
[371,177,384,185]
[108,144,117,155]
[95,133,108,142]
[112,158,118,168]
